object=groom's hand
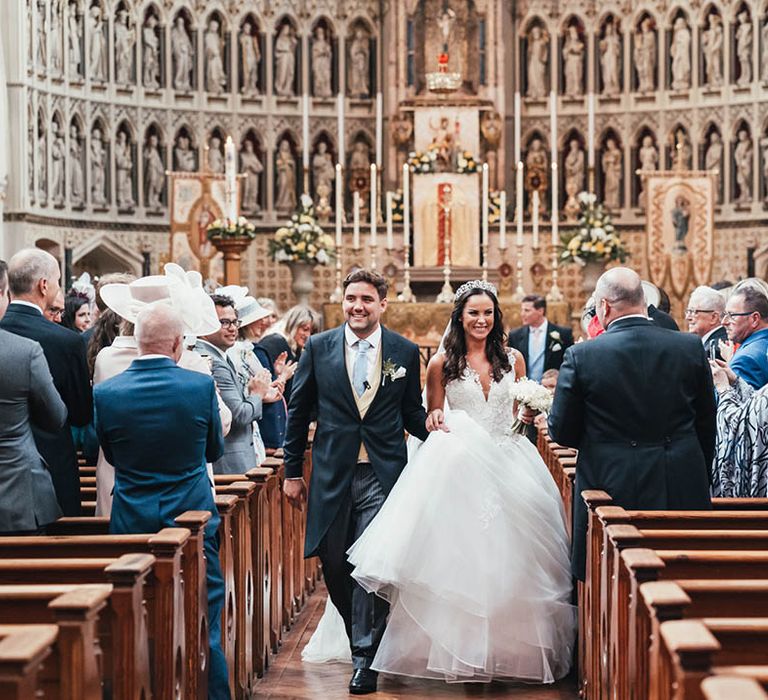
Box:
[426,409,450,433]
[283,477,307,508]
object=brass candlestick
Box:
[546,244,564,302]
[397,243,416,302]
[512,241,526,301]
[329,253,343,302]
[435,185,454,303]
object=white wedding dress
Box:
[345,359,576,683]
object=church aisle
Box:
[254,583,578,699]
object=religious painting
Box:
[644,171,716,298]
[414,107,479,159]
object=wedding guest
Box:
[549,267,716,580]
[644,281,679,330]
[723,283,768,389]
[61,291,92,332]
[93,304,230,698]
[507,295,574,383]
[83,272,135,352]
[0,248,92,516]
[686,285,727,360]
[541,368,559,392]
[256,297,280,331]
[44,289,65,323]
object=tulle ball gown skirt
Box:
[347,410,576,683]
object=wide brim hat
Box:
[100,276,175,324]
[237,296,271,327]
[641,281,660,308]
[163,263,221,337]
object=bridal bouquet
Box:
[509,377,554,435]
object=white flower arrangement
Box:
[268,194,335,265]
[509,377,555,435]
[206,215,257,240]
[559,191,628,266]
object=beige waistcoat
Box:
[350,342,382,462]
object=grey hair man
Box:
[135,302,184,361]
[549,267,716,580]
[686,286,726,360]
[0,248,92,516]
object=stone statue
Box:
[481,111,502,186]
[524,138,548,215]
[115,9,134,85]
[69,123,84,207]
[36,0,46,69]
[527,25,549,99]
[563,138,584,221]
[51,0,63,74]
[701,14,723,88]
[143,14,160,89]
[348,27,370,98]
[144,133,165,212]
[671,127,692,170]
[762,21,768,83]
[115,130,135,209]
[563,25,584,98]
[736,11,752,86]
[90,127,106,206]
[88,5,107,81]
[67,1,82,79]
[438,7,456,49]
[275,139,297,212]
[704,131,723,201]
[634,18,656,92]
[205,18,226,94]
[274,24,297,97]
[312,142,334,197]
[37,121,47,202]
[240,21,260,95]
[174,135,196,171]
[602,138,622,210]
[637,135,658,207]
[670,16,691,90]
[240,139,263,213]
[207,136,223,173]
[600,21,620,97]
[51,123,65,206]
[312,26,333,98]
[734,129,753,204]
[172,16,194,91]
[349,140,370,171]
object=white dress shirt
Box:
[701,325,724,346]
[344,323,382,391]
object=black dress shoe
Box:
[349,668,378,695]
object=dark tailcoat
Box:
[507,321,575,375]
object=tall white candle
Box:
[225,136,237,222]
[352,191,360,249]
[375,92,383,167]
[550,91,557,165]
[516,161,524,246]
[302,93,310,169]
[499,191,507,250]
[551,162,559,246]
[514,91,521,165]
[335,163,343,247]
[587,92,595,169]
[532,189,540,249]
[385,191,394,250]
[481,162,489,247]
[337,93,345,164]
[403,163,410,248]
[370,164,377,246]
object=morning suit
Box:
[548,316,716,580]
[507,321,574,379]
[0,302,92,515]
[283,324,428,669]
[0,330,67,532]
[195,339,261,474]
[94,357,229,699]
[702,325,728,362]
[730,327,768,389]
[648,305,680,330]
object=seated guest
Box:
[0,248,92,516]
[93,304,230,698]
[723,283,768,389]
[507,294,574,382]
[686,285,727,360]
[197,294,275,474]
[44,289,65,323]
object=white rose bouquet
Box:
[509,377,554,435]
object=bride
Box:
[305,280,575,683]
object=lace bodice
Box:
[445,352,521,443]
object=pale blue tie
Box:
[352,339,371,397]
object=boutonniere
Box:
[549,330,561,341]
[382,358,407,385]
[550,343,562,352]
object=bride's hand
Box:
[426,408,450,433]
[519,406,538,425]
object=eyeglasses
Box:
[722,311,756,321]
[684,308,717,317]
[219,318,242,329]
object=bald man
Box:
[548,267,716,580]
[93,304,230,698]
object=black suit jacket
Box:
[283,325,428,557]
[547,316,715,579]
[648,305,679,330]
[0,303,92,515]
[703,326,728,362]
[507,321,574,375]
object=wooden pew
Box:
[0,624,59,700]
[215,493,239,696]
[261,458,285,653]
[702,676,768,700]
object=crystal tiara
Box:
[454,280,498,301]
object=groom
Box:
[283,269,428,694]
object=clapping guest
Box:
[686,286,727,360]
[723,283,768,389]
[61,291,92,332]
[44,290,65,323]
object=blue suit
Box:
[94,357,230,699]
[730,328,768,389]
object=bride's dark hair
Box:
[442,287,511,385]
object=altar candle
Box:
[550,91,557,164]
[516,161,524,246]
[403,163,410,248]
[337,93,345,163]
[386,191,394,250]
[370,164,377,246]
[481,162,489,247]
[225,136,237,222]
[532,189,540,249]
[499,191,507,250]
[335,163,343,247]
[551,162,559,246]
[353,191,361,249]
[375,92,383,167]
[587,92,595,170]
[302,93,310,169]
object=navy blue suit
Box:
[94,357,230,699]
[0,302,92,515]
